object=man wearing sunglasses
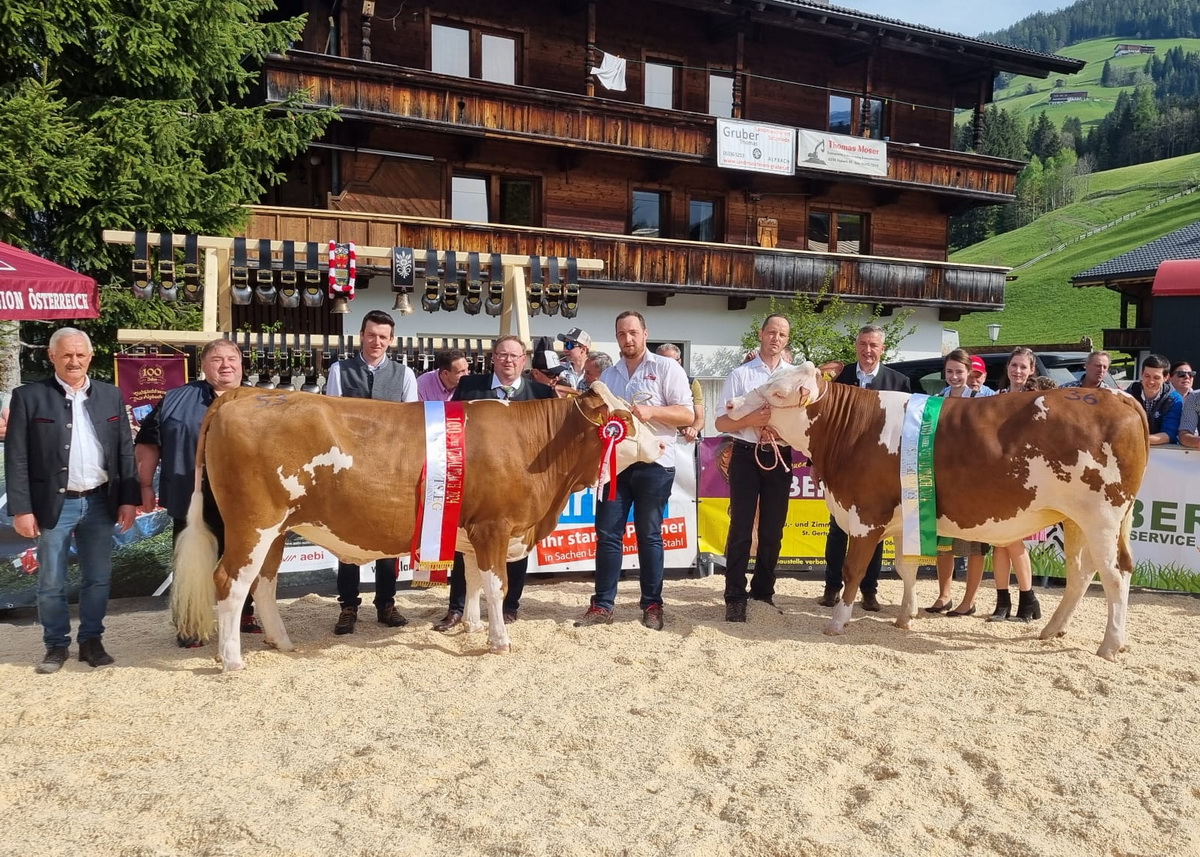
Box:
[555,327,592,391]
[1169,361,1195,398]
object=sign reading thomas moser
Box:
[796,129,888,178]
[716,119,796,176]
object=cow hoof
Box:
[823,624,847,636]
[894,618,911,631]
[223,661,245,672]
[265,638,295,652]
[466,621,485,634]
[489,643,511,654]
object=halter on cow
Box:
[728,362,1150,660]
[172,382,664,670]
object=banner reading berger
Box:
[114,353,189,428]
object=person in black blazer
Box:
[819,324,912,613]
[432,335,557,632]
[4,328,139,673]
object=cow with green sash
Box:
[726,362,1150,661]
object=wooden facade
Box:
[253,0,1082,316]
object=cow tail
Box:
[170,408,220,643]
[1117,502,1136,576]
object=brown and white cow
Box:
[728,362,1150,660]
[172,382,664,670]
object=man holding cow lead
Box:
[577,311,693,631]
[327,310,418,635]
[714,314,794,623]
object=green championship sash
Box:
[899,394,945,559]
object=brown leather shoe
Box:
[377,605,409,627]
[725,600,747,623]
[502,610,518,624]
[641,604,664,631]
[78,637,115,668]
[818,587,842,607]
[433,610,462,632]
[574,604,613,627]
[333,606,358,635]
[861,592,882,612]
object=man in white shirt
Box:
[713,314,793,622]
[576,311,693,631]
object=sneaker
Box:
[377,604,409,627]
[333,606,358,635]
[725,600,747,623]
[240,615,264,634]
[641,604,664,631]
[574,603,614,627]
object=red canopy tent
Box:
[0,241,99,321]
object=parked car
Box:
[886,351,1119,396]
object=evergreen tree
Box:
[1027,112,1063,160]
[0,0,333,381]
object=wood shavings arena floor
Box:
[2,576,1198,857]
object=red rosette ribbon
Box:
[598,417,629,500]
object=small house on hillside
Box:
[1113,44,1156,57]
[1049,91,1088,104]
[1072,220,1200,369]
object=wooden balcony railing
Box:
[262,52,1023,202]
[1102,327,1151,352]
[246,206,1008,311]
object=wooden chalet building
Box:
[244,0,1083,363]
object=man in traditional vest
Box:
[326,309,418,634]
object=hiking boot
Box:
[36,645,69,674]
[377,604,408,627]
[641,604,664,631]
[240,615,264,634]
[333,606,358,635]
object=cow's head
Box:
[580,381,667,470]
[726,362,823,454]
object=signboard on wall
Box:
[716,119,797,176]
[796,128,888,178]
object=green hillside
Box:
[947,152,1200,350]
[986,37,1200,128]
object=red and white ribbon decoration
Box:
[597,416,629,501]
[328,240,356,301]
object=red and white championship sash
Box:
[411,401,466,586]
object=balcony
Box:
[1102,327,1151,352]
[247,206,1007,312]
[262,52,1023,203]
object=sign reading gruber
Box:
[797,128,888,177]
[716,119,796,176]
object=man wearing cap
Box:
[432,336,557,632]
[531,337,573,396]
[556,327,592,391]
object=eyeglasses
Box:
[494,352,523,361]
[1175,371,1196,378]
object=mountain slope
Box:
[947,153,1200,349]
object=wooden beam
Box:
[938,308,963,322]
[727,295,748,311]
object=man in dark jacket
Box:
[4,328,139,673]
[135,337,259,645]
[432,335,557,632]
[820,324,911,612]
